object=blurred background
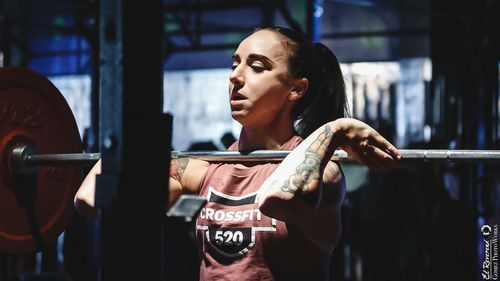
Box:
[1,0,499,280]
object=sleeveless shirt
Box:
[196,135,332,281]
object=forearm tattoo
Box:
[281,126,333,194]
[170,158,189,181]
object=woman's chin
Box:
[230,111,247,121]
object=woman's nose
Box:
[229,66,244,86]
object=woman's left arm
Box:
[257,118,400,223]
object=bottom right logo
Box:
[482,224,498,280]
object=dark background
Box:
[1,1,499,281]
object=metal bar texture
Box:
[172,150,350,161]
[174,149,500,162]
[25,149,500,165]
[397,149,500,162]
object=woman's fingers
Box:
[367,145,400,171]
[350,132,402,171]
[369,132,401,160]
[354,143,391,171]
[334,118,402,170]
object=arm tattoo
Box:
[281,126,333,194]
[170,158,189,182]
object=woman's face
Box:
[229,30,295,128]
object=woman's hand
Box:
[74,160,102,219]
[331,118,401,171]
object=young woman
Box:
[75,26,401,280]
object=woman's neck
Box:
[237,124,296,151]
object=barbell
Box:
[17,148,500,165]
[1,67,499,256]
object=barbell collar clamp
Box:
[11,144,40,177]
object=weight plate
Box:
[0,67,83,256]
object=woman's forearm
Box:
[263,123,336,196]
[257,122,341,222]
[257,117,400,222]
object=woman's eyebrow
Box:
[232,54,240,61]
[248,53,275,66]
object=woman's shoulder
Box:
[174,158,210,194]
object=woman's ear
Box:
[289,77,308,101]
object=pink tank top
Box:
[196,136,331,281]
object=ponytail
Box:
[294,43,348,137]
[258,27,349,137]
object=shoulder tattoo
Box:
[170,158,189,181]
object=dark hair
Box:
[256,27,349,137]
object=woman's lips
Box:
[231,91,246,100]
[230,92,246,107]
[230,99,245,107]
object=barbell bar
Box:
[173,149,500,162]
[19,147,500,167]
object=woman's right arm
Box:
[74,158,209,219]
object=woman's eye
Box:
[231,64,238,70]
[251,65,265,73]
